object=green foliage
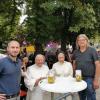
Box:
[41,0,73,14]
[0,0,99,46]
[0,0,22,41]
[69,4,97,32]
[20,0,99,46]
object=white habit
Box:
[52,61,73,77]
[24,64,49,100]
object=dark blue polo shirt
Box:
[0,56,21,95]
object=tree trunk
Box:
[61,8,73,52]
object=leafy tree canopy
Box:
[0,0,99,49]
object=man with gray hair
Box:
[73,34,100,100]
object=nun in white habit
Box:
[52,52,73,77]
[24,54,49,100]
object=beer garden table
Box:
[39,76,87,100]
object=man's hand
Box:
[0,94,6,100]
[93,78,100,89]
[35,77,46,86]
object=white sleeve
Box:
[21,69,27,77]
[52,63,56,69]
[69,63,73,76]
[24,68,36,91]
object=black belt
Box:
[6,92,19,99]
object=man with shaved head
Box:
[24,54,49,100]
[0,40,21,100]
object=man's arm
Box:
[93,60,100,89]
[0,94,6,100]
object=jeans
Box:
[79,77,96,100]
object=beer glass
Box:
[75,70,82,82]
